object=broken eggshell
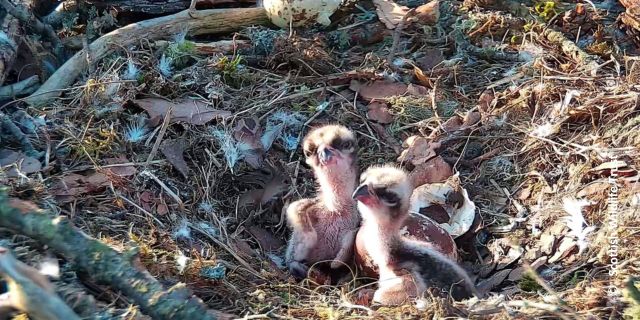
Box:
[262,0,342,28]
[409,173,476,238]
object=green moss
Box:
[518,272,543,292]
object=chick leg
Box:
[330,229,357,269]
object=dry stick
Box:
[0,195,234,320]
[25,7,270,106]
[0,8,20,85]
[386,8,416,69]
[0,75,40,99]
[0,0,65,63]
[0,247,80,320]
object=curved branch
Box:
[0,194,234,320]
[0,247,80,320]
[24,7,270,106]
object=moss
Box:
[518,272,543,292]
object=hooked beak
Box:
[317,145,336,165]
[352,184,373,201]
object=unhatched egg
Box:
[262,0,342,28]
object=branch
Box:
[0,194,235,320]
[0,247,80,320]
[0,75,40,98]
[24,7,270,106]
[0,0,65,63]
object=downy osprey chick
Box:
[285,124,360,279]
[352,165,479,305]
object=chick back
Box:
[389,240,478,301]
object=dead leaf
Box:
[247,226,285,252]
[135,98,231,125]
[104,157,136,177]
[414,0,440,25]
[366,101,394,124]
[463,110,482,127]
[0,149,42,177]
[590,160,628,172]
[49,172,111,202]
[239,168,290,208]
[370,123,402,154]
[408,155,452,187]
[398,136,440,166]
[414,66,432,87]
[477,269,511,294]
[372,0,410,29]
[441,115,464,133]
[577,181,610,198]
[548,237,577,263]
[160,139,189,178]
[350,80,407,100]
[156,202,169,215]
[233,117,265,169]
[406,83,429,96]
[417,49,444,70]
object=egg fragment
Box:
[262,0,342,28]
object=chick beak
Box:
[317,145,334,165]
[352,184,373,201]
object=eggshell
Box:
[262,0,342,28]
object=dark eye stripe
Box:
[374,188,399,204]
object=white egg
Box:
[262,0,342,28]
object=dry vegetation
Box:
[1,0,639,319]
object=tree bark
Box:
[24,7,270,106]
[0,195,234,320]
[87,0,256,15]
[0,247,81,320]
[0,4,21,85]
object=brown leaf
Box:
[441,115,464,133]
[371,123,402,154]
[104,156,136,177]
[414,66,432,87]
[0,149,42,177]
[577,181,610,198]
[160,139,189,178]
[247,226,285,252]
[135,98,231,125]
[463,110,482,127]
[477,269,511,295]
[398,136,440,166]
[372,0,410,29]
[238,168,290,208]
[414,0,440,25]
[49,172,111,202]
[408,156,452,187]
[233,117,265,169]
[548,237,577,263]
[350,80,407,100]
[366,101,394,124]
[417,48,444,70]
[406,83,429,96]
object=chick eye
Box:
[303,149,313,158]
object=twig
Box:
[0,75,40,98]
[0,111,37,156]
[0,194,233,320]
[0,0,65,63]
[140,170,184,208]
[387,8,416,69]
[146,105,173,165]
[24,7,270,106]
[0,247,80,320]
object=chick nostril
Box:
[318,148,333,162]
